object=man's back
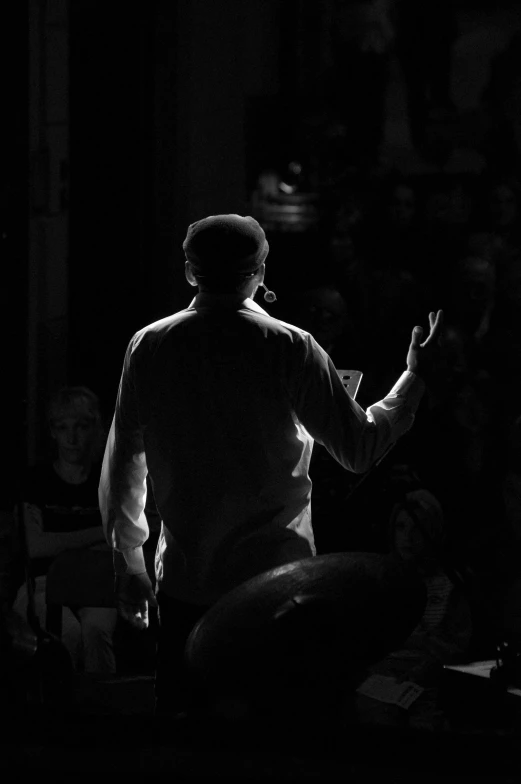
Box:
[102,296,427,605]
[100,213,438,630]
[129,296,320,602]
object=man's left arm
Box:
[99,336,156,628]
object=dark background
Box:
[9,0,521,471]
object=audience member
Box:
[12,386,118,675]
[389,473,472,671]
[286,285,353,365]
[354,461,472,729]
[487,178,521,238]
[447,255,496,350]
[423,177,474,273]
[355,464,472,709]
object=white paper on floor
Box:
[356,674,424,710]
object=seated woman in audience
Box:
[389,484,473,676]
[12,386,118,675]
[354,465,473,729]
[361,467,473,689]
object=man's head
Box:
[183,214,269,296]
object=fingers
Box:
[411,325,423,347]
[133,606,149,630]
[116,599,150,630]
[422,309,444,346]
[431,309,444,341]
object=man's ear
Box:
[185,261,198,287]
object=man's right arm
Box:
[295,342,425,474]
[293,310,443,474]
[22,503,105,559]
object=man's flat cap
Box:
[183,214,269,276]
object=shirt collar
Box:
[188,292,270,316]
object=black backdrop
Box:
[68,1,177,420]
[3,3,28,504]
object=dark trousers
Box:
[155,591,209,716]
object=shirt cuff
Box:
[113,546,147,576]
[388,370,426,407]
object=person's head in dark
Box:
[388,181,417,230]
[473,175,521,235]
[183,214,270,299]
[291,286,349,354]
[450,254,496,323]
[425,178,474,230]
[390,485,445,577]
[365,174,418,234]
[487,178,520,230]
[47,386,104,475]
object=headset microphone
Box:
[260,283,277,303]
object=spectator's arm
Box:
[99,334,149,577]
[23,503,105,559]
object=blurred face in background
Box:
[452,256,496,317]
[292,287,349,349]
[50,402,99,466]
[388,184,416,229]
[426,182,472,227]
[489,184,518,228]
[392,511,426,564]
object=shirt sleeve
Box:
[99,334,149,576]
[294,334,425,474]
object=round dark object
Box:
[186,552,426,716]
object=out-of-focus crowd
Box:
[280,168,521,661]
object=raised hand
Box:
[406,310,444,382]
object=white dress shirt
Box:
[99,294,425,605]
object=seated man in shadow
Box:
[13,386,117,675]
